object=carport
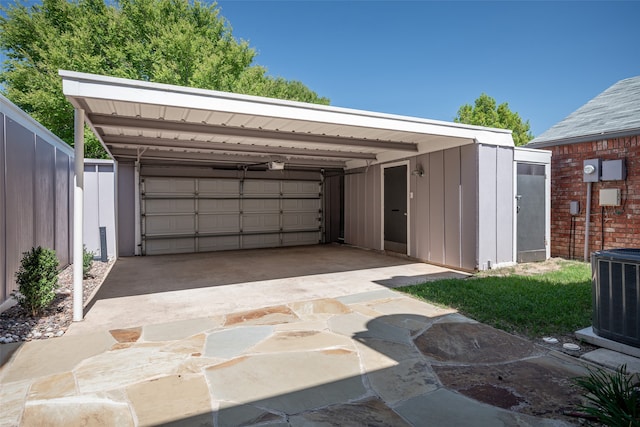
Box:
[60,70,549,321]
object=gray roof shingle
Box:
[528,76,640,147]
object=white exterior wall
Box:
[83,159,116,259]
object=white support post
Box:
[73,108,85,322]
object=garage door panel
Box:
[146,238,195,255]
[199,179,239,195]
[145,199,195,214]
[242,233,280,249]
[199,199,239,213]
[282,199,319,212]
[243,199,279,212]
[282,181,319,196]
[244,180,280,196]
[199,236,240,252]
[243,214,280,231]
[199,214,240,233]
[282,213,320,230]
[283,232,319,246]
[145,177,195,195]
[145,215,195,235]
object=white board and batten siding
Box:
[141,177,322,255]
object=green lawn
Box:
[398,260,592,338]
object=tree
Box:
[0,0,330,157]
[454,93,533,146]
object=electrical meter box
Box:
[600,188,621,206]
[583,159,601,182]
[601,159,626,181]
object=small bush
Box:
[13,247,59,316]
[574,364,640,426]
[83,246,94,279]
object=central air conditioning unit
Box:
[268,161,285,171]
[592,249,640,348]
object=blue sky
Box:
[215,1,640,137]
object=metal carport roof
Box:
[60,70,514,170]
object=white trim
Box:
[512,161,518,264]
[514,147,552,163]
[84,159,114,165]
[380,160,411,256]
[73,108,84,322]
[0,94,74,157]
[545,162,551,260]
[60,70,514,148]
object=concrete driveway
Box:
[68,244,467,335]
[0,245,591,426]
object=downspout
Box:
[73,108,84,322]
[584,181,592,262]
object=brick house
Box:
[528,76,640,260]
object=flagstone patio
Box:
[1,289,589,426]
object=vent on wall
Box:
[592,249,640,348]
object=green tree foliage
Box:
[0,0,329,157]
[454,93,534,146]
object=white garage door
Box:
[141,177,322,255]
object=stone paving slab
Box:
[205,350,367,415]
[289,397,411,426]
[126,374,212,426]
[1,331,116,383]
[414,321,543,364]
[394,389,569,427]
[0,294,586,426]
[142,317,221,341]
[434,354,588,420]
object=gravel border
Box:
[0,259,114,343]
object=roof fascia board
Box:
[60,70,514,144]
[528,127,640,148]
[104,135,377,160]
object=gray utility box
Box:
[601,159,626,181]
[583,158,601,182]
[569,201,580,215]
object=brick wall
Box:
[548,134,640,259]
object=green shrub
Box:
[574,364,640,426]
[13,247,59,316]
[83,246,94,279]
